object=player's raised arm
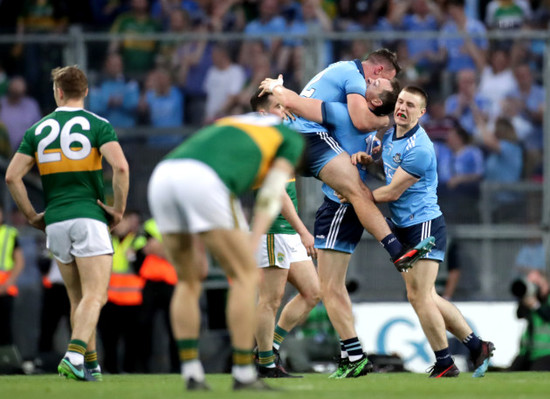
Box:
[347,93,391,132]
[259,75,323,123]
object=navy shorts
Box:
[302,132,344,177]
[314,197,364,254]
[387,215,447,262]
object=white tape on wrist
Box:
[267,77,284,93]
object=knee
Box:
[406,288,427,308]
[320,279,345,300]
[302,286,321,309]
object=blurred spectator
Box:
[243,0,286,58]
[509,242,550,371]
[0,76,41,151]
[203,44,245,123]
[0,65,10,97]
[0,205,25,347]
[172,18,212,126]
[480,116,523,184]
[138,68,184,127]
[444,68,491,139]
[445,119,484,195]
[109,0,162,81]
[208,0,247,33]
[388,0,443,76]
[484,0,532,30]
[477,115,523,210]
[438,0,487,74]
[98,211,144,374]
[477,46,519,119]
[220,52,272,116]
[36,258,70,372]
[508,62,545,179]
[88,53,140,128]
[14,0,67,109]
[277,0,333,85]
[151,0,207,28]
[89,0,131,30]
[0,118,11,159]
[156,8,191,69]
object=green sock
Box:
[258,350,275,368]
[85,351,99,369]
[68,339,87,356]
[273,325,289,350]
[233,348,254,367]
[177,339,199,363]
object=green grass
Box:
[0,372,549,399]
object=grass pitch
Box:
[0,372,549,399]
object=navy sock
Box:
[381,233,404,260]
[434,348,453,368]
[342,337,363,361]
[462,333,482,355]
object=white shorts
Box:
[46,218,113,264]
[256,233,310,269]
[148,159,248,234]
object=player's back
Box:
[286,60,368,134]
[165,114,304,196]
[18,107,118,226]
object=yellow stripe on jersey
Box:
[217,121,283,187]
[36,148,102,175]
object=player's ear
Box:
[372,98,382,107]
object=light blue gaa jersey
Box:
[320,101,373,203]
[381,124,442,227]
[284,60,367,133]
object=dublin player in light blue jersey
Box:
[352,86,495,378]
[260,68,435,379]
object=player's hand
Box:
[97,199,123,229]
[351,151,372,166]
[299,231,317,260]
[335,192,350,204]
[283,108,296,121]
[29,212,46,231]
[259,74,284,97]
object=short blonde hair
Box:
[51,66,88,99]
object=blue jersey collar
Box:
[354,59,365,80]
[392,123,421,140]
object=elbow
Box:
[114,160,130,176]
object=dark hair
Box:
[250,88,272,112]
[449,117,472,144]
[445,0,465,9]
[373,78,401,116]
[495,117,518,142]
[363,48,401,76]
[51,65,88,99]
[402,85,428,108]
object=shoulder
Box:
[81,109,111,125]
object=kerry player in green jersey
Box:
[147,113,304,391]
[250,91,321,378]
[5,66,129,382]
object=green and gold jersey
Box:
[164,114,305,196]
[267,179,298,235]
[18,107,118,226]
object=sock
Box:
[258,350,276,368]
[340,339,348,359]
[462,332,482,356]
[182,359,205,382]
[273,325,288,350]
[66,339,87,366]
[84,351,99,370]
[434,348,453,368]
[342,337,364,362]
[232,348,256,383]
[381,234,404,260]
[177,339,204,381]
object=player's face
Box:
[394,90,426,128]
[365,78,392,102]
[267,98,287,119]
